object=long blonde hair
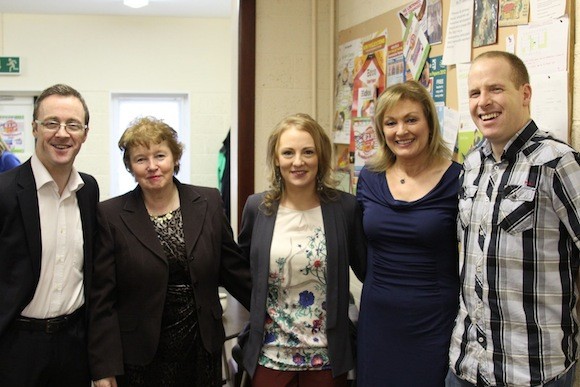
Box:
[262,113,338,215]
[367,80,451,172]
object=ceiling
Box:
[0,0,231,18]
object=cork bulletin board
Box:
[333,0,575,192]
[338,0,573,114]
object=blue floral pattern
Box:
[259,206,330,371]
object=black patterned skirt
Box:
[120,284,221,387]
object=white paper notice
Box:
[516,17,568,74]
[456,63,477,132]
[530,71,569,142]
[442,0,473,65]
[530,0,566,22]
[505,34,515,54]
[442,106,460,154]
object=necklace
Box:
[390,164,429,185]
[150,210,174,224]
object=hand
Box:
[93,377,117,387]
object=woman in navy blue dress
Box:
[356,80,460,386]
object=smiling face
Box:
[33,95,88,177]
[129,140,177,194]
[468,56,531,157]
[276,126,319,194]
[382,99,431,163]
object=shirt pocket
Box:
[458,185,478,230]
[498,185,536,234]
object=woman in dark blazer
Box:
[238,113,366,387]
[89,117,251,387]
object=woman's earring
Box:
[317,175,323,192]
[275,168,282,188]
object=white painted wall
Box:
[0,13,232,199]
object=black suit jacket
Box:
[0,159,99,340]
[238,190,366,378]
[88,179,251,380]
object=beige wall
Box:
[254,0,333,192]
[0,13,232,199]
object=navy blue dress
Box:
[356,163,461,387]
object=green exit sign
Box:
[0,57,20,75]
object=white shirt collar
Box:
[31,153,84,193]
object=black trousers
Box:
[0,315,89,387]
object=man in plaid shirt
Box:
[446,51,580,386]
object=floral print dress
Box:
[259,205,330,371]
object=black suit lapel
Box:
[16,163,42,281]
[76,175,98,299]
[179,185,206,261]
[321,200,339,327]
[120,188,168,263]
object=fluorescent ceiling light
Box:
[124,0,149,8]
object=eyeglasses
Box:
[34,119,87,133]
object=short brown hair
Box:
[472,51,530,88]
[33,84,90,125]
[118,116,184,174]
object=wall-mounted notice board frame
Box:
[334,0,574,186]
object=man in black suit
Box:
[0,84,99,386]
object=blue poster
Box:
[428,55,447,104]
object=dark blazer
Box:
[0,159,99,340]
[238,190,366,378]
[88,179,251,380]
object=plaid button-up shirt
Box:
[449,120,580,386]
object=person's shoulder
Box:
[1,151,20,167]
[98,190,133,209]
[245,192,267,208]
[462,147,484,170]
[189,183,219,196]
[527,131,577,163]
[79,171,98,186]
[449,160,463,175]
[176,181,220,201]
[358,165,383,181]
[0,160,29,185]
[325,189,358,213]
[334,189,356,203]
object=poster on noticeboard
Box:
[0,114,25,153]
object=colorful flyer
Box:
[353,117,378,171]
[352,32,387,121]
[0,114,25,153]
[334,38,361,144]
[473,0,499,47]
[387,41,406,87]
[427,0,443,44]
[499,0,530,26]
[402,12,431,81]
[428,55,447,104]
[398,0,429,37]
